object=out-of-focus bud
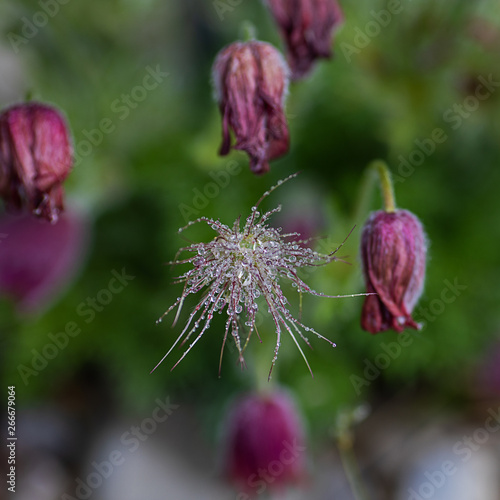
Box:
[360,209,427,334]
[0,211,88,313]
[212,40,289,175]
[273,181,327,246]
[222,390,306,496]
[0,102,73,223]
[265,0,344,79]
[475,340,500,399]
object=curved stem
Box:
[352,160,397,223]
[371,160,396,213]
[335,406,371,500]
[337,431,370,500]
[240,21,257,42]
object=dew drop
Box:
[235,305,243,314]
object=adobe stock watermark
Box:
[61,396,179,500]
[73,65,169,167]
[236,439,306,500]
[7,0,71,53]
[17,268,135,385]
[178,160,242,223]
[407,405,500,500]
[213,0,246,21]
[394,74,500,183]
[341,0,405,63]
[350,277,467,395]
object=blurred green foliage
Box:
[1,0,499,445]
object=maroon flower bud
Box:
[222,390,306,495]
[212,40,290,175]
[360,209,427,334]
[265,0,344,79]
[0,211,88,313]
[0,102,73,223]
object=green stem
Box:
[337,432,370,500]
[352,160,396,223]
[371,160,396,213]
[240,21,257,42]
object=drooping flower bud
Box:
[0,211,88,313]
[222,390,306,496]
[360,209,427,334]
[212,40,290,175]
[264,0,344,79]
[0,102,73,223]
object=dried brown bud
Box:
[212,40,290,175]
[360,209,427,334]
[265,0,344,79]
[0,102,73,223]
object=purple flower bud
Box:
[265,0,344,79]
[212,41,290,175]
[0,211,88,313]
[222,390,306,495]
[360,209,427,334]
[0,102,73,223]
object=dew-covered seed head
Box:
[153,174,367,377]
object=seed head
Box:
[153,173,367,379]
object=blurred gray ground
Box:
[14,391,500,499]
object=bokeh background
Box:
[1,0,500,498]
